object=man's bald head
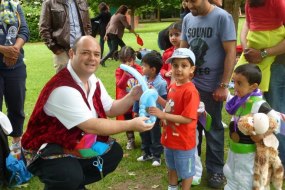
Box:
[71,35,101,54]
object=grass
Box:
[4,18,284,190]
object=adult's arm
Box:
[0,5,29,66]
[39,1,63,54]
[105,85,142,117]
[213,40,236,102]
[77,116,153,135]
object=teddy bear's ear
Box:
[263,134,279,150]
[253,113,269,134]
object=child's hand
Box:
[165,70,172,78]
[148,107,164,119]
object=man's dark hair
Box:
[234,64,262,85]
[141,51,163,75]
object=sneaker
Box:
[191,176,201,186]
[152,158,161,167]
[126,139,135,150]
[137,154,153,162]
[207,173,226,189]
[10,141,21,152]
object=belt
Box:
[229,139,256,154]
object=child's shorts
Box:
[164,147,195,179]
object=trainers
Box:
[126,139,135,150]
[207,173,226,189]
[137,154,153,162]
[152,158,161,167]
[10,141,21,152]
[191,176,201,186]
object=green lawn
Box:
[4,19,284,190]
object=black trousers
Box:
[28,142,123,190]
[139,118,163,158]
[0,64,26,137]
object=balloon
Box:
[120,64,158,123]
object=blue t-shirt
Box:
[181,6,236,92]
[133,74,167,113]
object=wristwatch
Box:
[219,82,229,89]
[260,49,268,59]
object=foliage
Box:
[21,1,41,42]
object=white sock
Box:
[168,185,178,190]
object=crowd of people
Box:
[0,0,285,190]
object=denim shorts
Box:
[164,147,196,179]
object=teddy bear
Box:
[237,113,284,190]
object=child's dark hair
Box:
[234,64,262,85]
[142,51,163,75]
[118,46,136,63]
[168,20,182,33]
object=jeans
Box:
[197,88,224,174]
[101,34,125,63]
[264,54,285,168]
[0,64,26,137]
[139,118,163,158]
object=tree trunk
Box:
[129,8,136,29]
[157,6,161,22]
[223,0,243,34]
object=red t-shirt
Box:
[161,82,200,150]
[161,46,175,86]
[246,0,285,31]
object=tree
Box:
[223,0,243,34]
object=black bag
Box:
[0,126,10,187]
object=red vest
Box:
[22,68,108,151]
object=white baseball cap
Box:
[166,48,196,65]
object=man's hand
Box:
[244,48,262,64]
[129,85,143,101]
[130,117,154,132]
[213,87,228,102]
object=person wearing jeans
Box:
[264,54,285,173]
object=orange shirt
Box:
[161,82,200,150]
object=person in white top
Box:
[22,35,154,190]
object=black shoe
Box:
[207,173,226,189]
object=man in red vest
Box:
[21,36,154,190]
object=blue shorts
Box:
[164,147,195,179]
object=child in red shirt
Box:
[160,21,182,86]
[115,46,142,150]
[149,48,200,190]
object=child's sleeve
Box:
[181,89,200,120]
[115,69,131,89]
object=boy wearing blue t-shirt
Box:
[134,51,167,166]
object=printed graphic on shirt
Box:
[7,26,17,38]
[126,78,138,92]
[163,98,179,136]
[187,27,213,75]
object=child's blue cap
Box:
[166,48,196,65]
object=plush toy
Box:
[238,113,284,190]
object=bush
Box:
[21,1,41,42]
